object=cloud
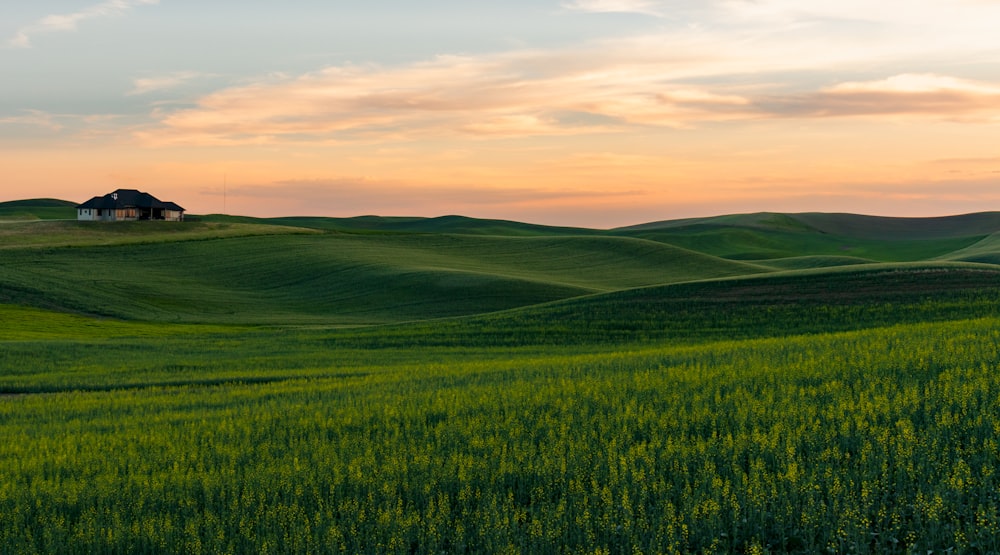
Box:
[761,74,1000,120]
[0,110,131,145]
[7,31,31,49]
[930,156,1000,167]
[6,0,159,49]
[205,173,1000,227]
[561,0,665,16]
[139,55,1000,147]
[128,72,205,96]
[133,0,1000,146]
[135,47,762,146]
[209,178,648,219]
[0,110,64,131]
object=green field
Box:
[4,199,1000,553]
[0,198,77,221]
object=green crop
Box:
[4,318,1000,553]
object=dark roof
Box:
[77,189,184,211]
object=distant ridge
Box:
[0,198,77,221]
[0,198,76,208]
[204,214,603,236]
[614,212,817,232]
[791,212,1000,240]
[614,211,1000,262]
[615,211,1000,239]
[6,196,1000,246]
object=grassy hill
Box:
[617,211,1000,239]
[318,263,1000,348]
[0,198,77,221]
[937,231,1000,264]
[0,230,763,324]
[792,211,1000,240]
[201,213,602,236]
[0,219,316,249]
[615,211,997,261]
[3,206,1000,325]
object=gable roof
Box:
[77,189,185,211]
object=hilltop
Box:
[614,211,1000,262]
[0,198,77,221]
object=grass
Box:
[0,231,764,324]
[618,210,1000,240]
[620,224,985,261]
[0,304,241,341]
[320,264,1000,349]
[938,231,1000,264]
[200,213,603,236]
[0,198,77,221]
[755,255,877,270]
[791,211,1000,240]
[0,220,316,249]
[5,317,1000,553]
[5,205,1000,553]
[614,211,1000,261]
[286,214,593,236]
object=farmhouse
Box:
[77,189,185,222]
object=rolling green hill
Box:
[615,211,998,261]
[4,205,1000,326]
[937,231,1000,264]
[617,211,1000,239]
[201,213,602,236]
[318,263,1000,348]
[0,231,763,324]
[0,219,316,249]
[0,198,77,221]
[792,211,1000,240]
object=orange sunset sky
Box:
[3,1,1000,227]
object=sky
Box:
[3,1,1000,227]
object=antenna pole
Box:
[224,173,227,215]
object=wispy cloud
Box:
[138,54,1000,147]
[0,109,65,131]
[561,0,665,16]
[134,46,760,146]
[209,177,648,219]
[762,74,1000,120]
[0,110,128,141]
[128,71,205,96]
[134,0,1000,146]
[6,0,159,49]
